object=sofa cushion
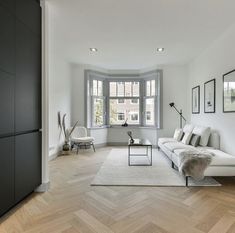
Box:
[173,128,183,141]
[158,138,176,144]
[183,124,194,133]
[164,142,194,152]
[182,132,192,145]
[192,126,211,146]
[190,134,201,147]
[206,149,235,166]
[174,148,195,156]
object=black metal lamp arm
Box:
[172,106,187,122]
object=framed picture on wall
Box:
[223,69,235,112]
[192,85,200,114]
[204,79,216,113]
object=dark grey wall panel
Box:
[0,5,15,74]
[15,132,41,203]
[0,0,15,13]
[16,0,41,36]
[0,71,14,136]
[0,137,14,216]
[0,0,41,217]
[15,21,41,133]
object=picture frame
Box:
[223,69,235,112]
[192,85,200,114]
[204,79,216,113]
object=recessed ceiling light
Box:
[90,48,98,52]
[157,48,164,52]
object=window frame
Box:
[85,71,107,128]
[107,78,142,126]
[85,70,162,129]
[143,77,158,127]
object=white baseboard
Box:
[35,181,50,192]
[95,143,107,148]
[107,142,127,146]
[49,151,61,161]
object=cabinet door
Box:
[0,5,15,74]
[0,137,14,216]
[0,71,14,136]
[15,132,41,203]
[15,21,41,133]
[0,0,15,14]
[16,0,41,36]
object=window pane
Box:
[93,80,98,96]
[93,98,103,126]
[110,82,116,97]
[117,99,125,104]
[117,82,124,97]
[133,82,139,96]
[146,81,151,96]
[131,113,139,121]
[98,80,103,96]
[131,99,139,104]
[117,112,125,121]
[151,80,156,96]
[125,82,132,96]
[109,99,140,125]
[145,98,155,125]
[146,111,151,120]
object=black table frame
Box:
[128,139,152,166]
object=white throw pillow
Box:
[192,126,211,146]
[181,132,192,145]
[183,124,194,133]
[173,128,183,141]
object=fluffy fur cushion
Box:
[182,132,192,145]
[192,126,211,147]
[178,149,214,180]
[173,128,183,141]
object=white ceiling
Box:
[47,0,235,69]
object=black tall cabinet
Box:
[0,0,42,216]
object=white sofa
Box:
[158,124,235,185]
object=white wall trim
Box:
[40,0,50,188]
[35,181,50,193]
[49,151,61,161]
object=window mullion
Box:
[140,80,144,126]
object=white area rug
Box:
[91,148,221,187]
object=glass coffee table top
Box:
[128,138,152,146]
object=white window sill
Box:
[88,125,159,130]
[109,125,158,130]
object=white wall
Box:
[188,23,235,155]
[157,65,188,140]
[70,64,188,146]
[48,5,71,158]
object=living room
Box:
[1,0,235,232]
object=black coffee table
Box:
[128,139,152,166]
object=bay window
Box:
[85,70,161,128]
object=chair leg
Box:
[76,144,79,154]
[185,176,189,187]
[91,142,96,152]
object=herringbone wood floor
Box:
[1,147,235,233]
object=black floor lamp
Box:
[169,102,186,128]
